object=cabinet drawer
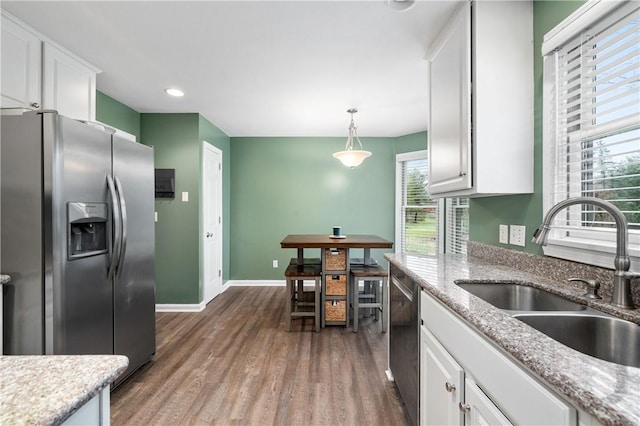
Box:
[324,248,346,270]
[325,274,347,296]
[325,299,346,322]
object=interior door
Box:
[203,142,222,304]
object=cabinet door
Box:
[464,378,512,426]
[42,43,97,121]
[421,326,464,426]
[428,2,472,195]
[1,14,42,109]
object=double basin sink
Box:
[455,281,640,368]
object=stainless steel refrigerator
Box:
[1,111,155,386]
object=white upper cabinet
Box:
[427,1,534,197]
[1,13,42,110]
[1,11,100,122]
[43,42,98,122]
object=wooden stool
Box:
[349,265,388,333]
[285,263,322,332]
[289,258,321,302]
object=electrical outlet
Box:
[272,260,278,268]
[499,224,509,244]
[510,225,526,247]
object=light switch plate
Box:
[499,224,509,244]
[510,225,526,247]
[182,191,189,202]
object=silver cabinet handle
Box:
[459,402,471,413]
[206,232,213,238]
[31,102,40,109]
[445,382,456,392]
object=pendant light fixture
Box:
[333,108,372,168]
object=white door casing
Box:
[202,142,222,304]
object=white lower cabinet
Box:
[61,386,110,426]
[421,326,511,426]
[421,326,464,425]
[463,378,512,426]
[420,290,577,425]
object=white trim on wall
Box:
[225,280,285,287]
[156,302,206,313]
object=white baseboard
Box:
[156,280,299,312]
[155,302,206,312]
[385,369,395,382]
[225,280,286,287]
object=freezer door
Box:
[1,113,46,354]
[47,113,114,355]
[112,134,156,382]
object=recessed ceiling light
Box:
[385,0,415,11]
[164,88,184,97]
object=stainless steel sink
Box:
[515,314,640,368]
[456,282,587,311]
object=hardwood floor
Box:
[111,286,410,425]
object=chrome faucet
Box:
[532,197,638,310]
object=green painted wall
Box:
[468,1,584,254]
[395,131,427,154]
[229,136,397,280]
[95,91,141,141]
[142,114,201,303]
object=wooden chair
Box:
[349,265,388,333]
[284,262,322,332]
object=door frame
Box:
[201,141,223,304]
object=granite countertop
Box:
[0,355,128,426]
[0,274,10,285]
[386,252,640,426]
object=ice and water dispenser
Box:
[67,202,108,260]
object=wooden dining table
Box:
[280,234,393,326]
[280,234,393,265]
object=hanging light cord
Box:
[344,109,364,151]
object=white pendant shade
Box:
[333,108,371,168]
[333,150,372,168]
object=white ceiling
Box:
[2,1,460,137]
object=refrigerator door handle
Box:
[107,175,122,281]
[114,176,128,278]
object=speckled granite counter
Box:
[386,250,640,426]
[0,274,10,285]
[0,355,128,426]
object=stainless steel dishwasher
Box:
[389,264,419,425]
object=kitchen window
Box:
[395,150,468,255]
[542,0,640,269]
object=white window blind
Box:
[543,1,640,267]
[395,151,469,255]
[444,197,469,254]
[397,152,438,254]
